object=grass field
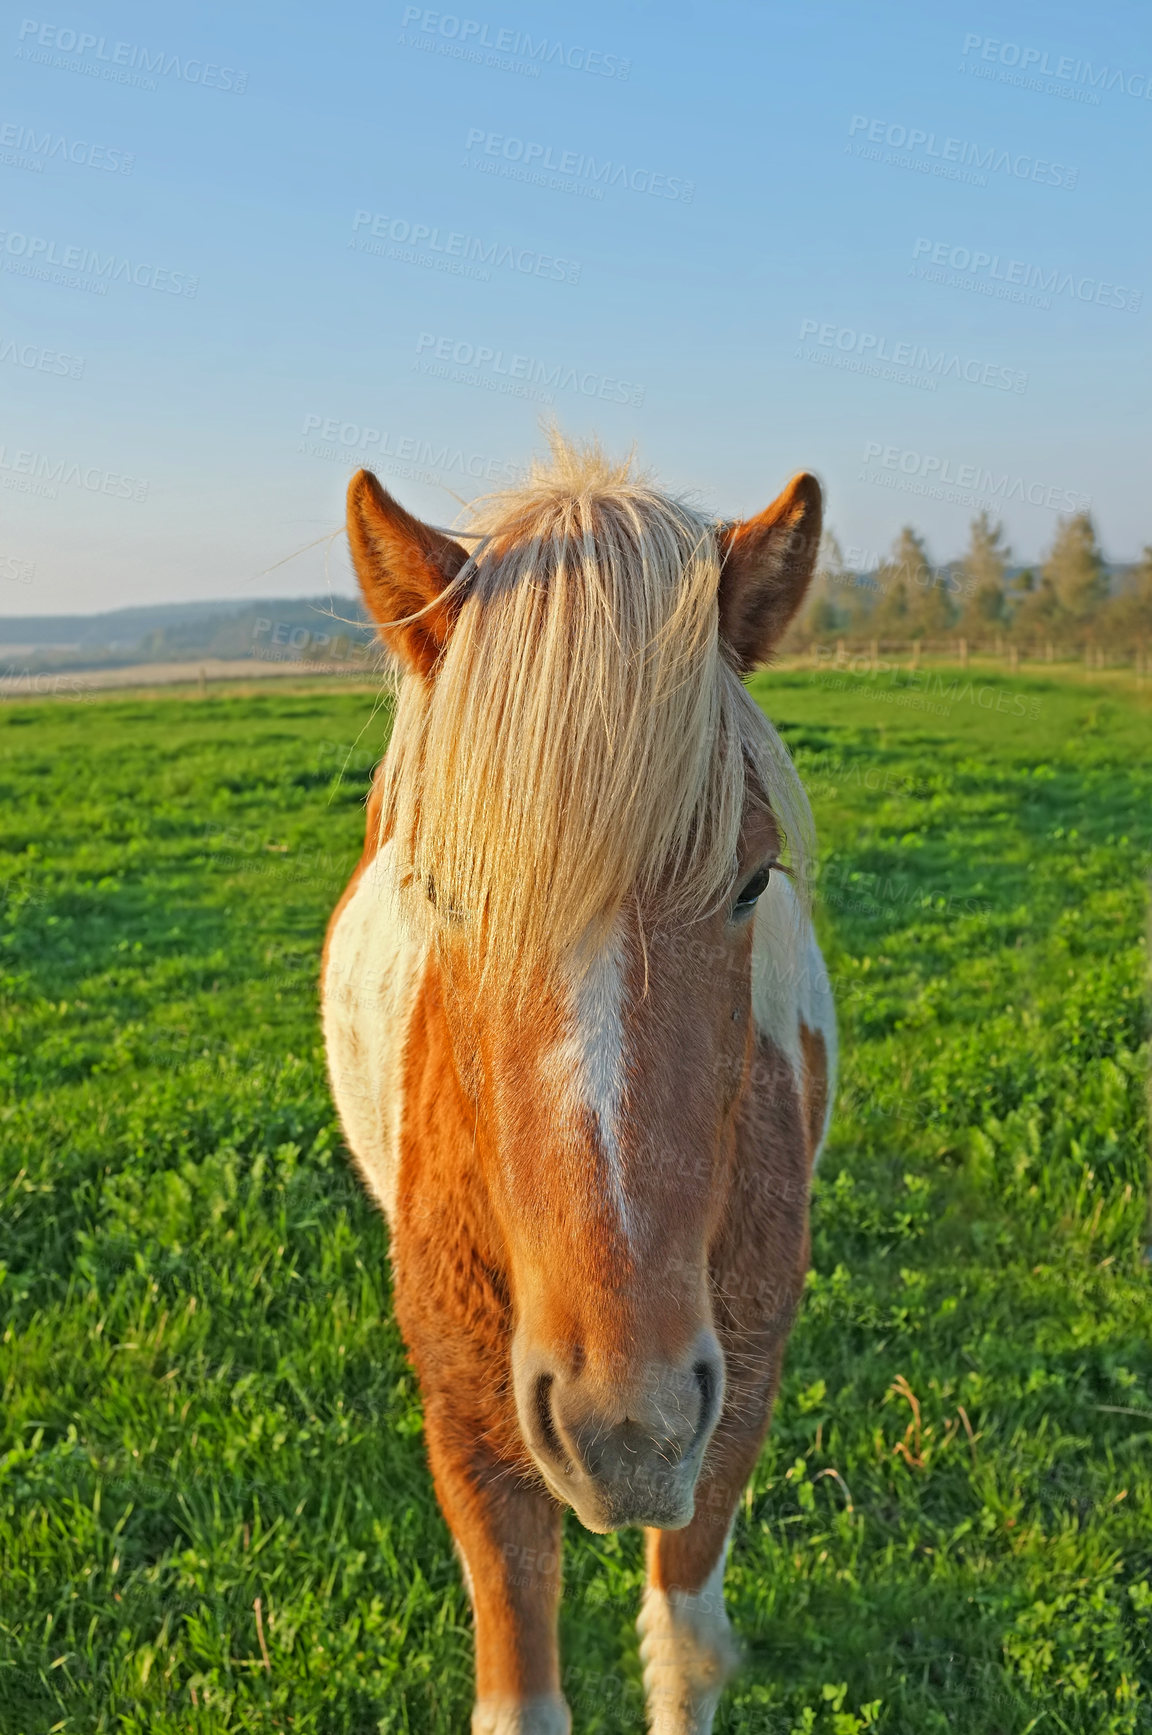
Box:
[1,662,1150,1734]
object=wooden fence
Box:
[794,637,1151,678]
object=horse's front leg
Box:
[638,1488,742,1731]
[421,1394,570,1735]
[639,1385,780,1735]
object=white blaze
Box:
[544,924,630,1236]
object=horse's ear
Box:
[346,469,469,676]
[717,473,823,671]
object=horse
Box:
[322,437,836,1735]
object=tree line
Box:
[788,511,1152,652]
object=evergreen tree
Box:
[1043,513,1108,623]
[875,527,952,638]
[1011,569,1064,643]
[909,568,955,637]
[889,527,932,590]
[782,511,1134,650]
[871,578,909,638]
[1103,545,1152,645]
[845,568,882,635]
[958,512,1010,635]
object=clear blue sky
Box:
[2,0,1149,612]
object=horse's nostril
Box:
[694,1360,717,1431]
[533,1373,565,1465]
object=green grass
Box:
[1,665,1149,1733]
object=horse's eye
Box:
[733,864,773,915]
[425,873,466,923]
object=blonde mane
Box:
[379,434,812,975]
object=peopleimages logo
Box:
[463,129,694,201]
[15,19,247,92]
[815,647,1042,724]
[298,416,529,487]
[797,319,1027,394]
[350,211,582,285]
[399,8,630,79]
[960,33,1152,102]
[822,557,974,603]
[0,445,149,502]
[0,334,85,377]
[848,115,1077,189]
[861,441,1090,514]
[413,333,646,406]
[0,119,134,173]
[0,553,35,585]
[0,229,198,296]
[910,238,1141,313]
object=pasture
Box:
[1,663,1149,1733]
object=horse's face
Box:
[347,465,821,1532]
[471,805,784,1526]
[427,795,782,1532]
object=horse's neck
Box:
[322,840,432,1221]
[751,873,821,1075]
[750,871,836,1168]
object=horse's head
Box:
[346,442,822,1532]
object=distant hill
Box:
[0,597,374,670]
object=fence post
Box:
[959,636,968,669]
[870,638,879,674]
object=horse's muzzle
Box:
[513,1330,725,1533]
